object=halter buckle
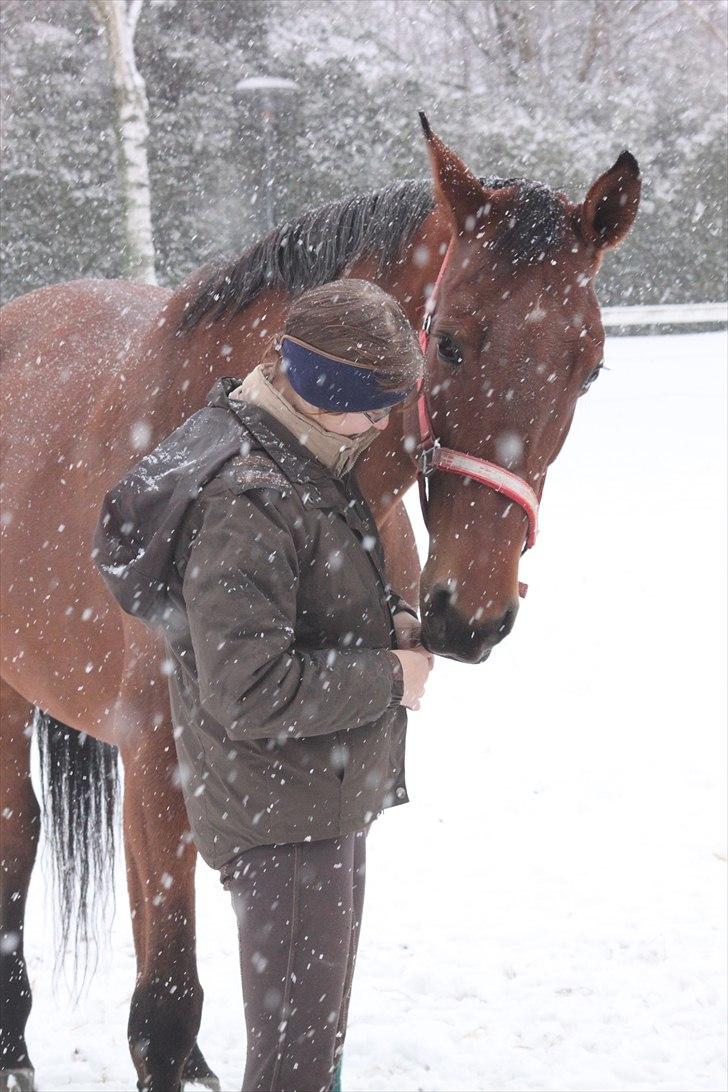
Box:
[417,439,441,478]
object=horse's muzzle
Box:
[420,585,518,663]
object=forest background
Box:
[1,0,726,310]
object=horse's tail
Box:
[35,709,120,997]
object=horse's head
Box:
[415,115,641,663]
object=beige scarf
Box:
[230,363,381,478]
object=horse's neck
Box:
[130,277,288,436]
[351,206,451,516]
[346,205,450,329]
[131,206,450,486]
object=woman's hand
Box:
[393,610,422,650]
[392,649,434,710]
[392,612,433,709]
[391,648,434,710]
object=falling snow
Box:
[19,330,727,1090]
[2,0,726,1088]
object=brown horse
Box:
[0,117,640,1091]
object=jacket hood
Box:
[92,376,347,628]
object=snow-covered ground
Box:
[24,331,727,1091]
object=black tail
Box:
[35,709,120,998]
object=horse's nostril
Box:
[429,585,455,613]
[494,608,517,639]
[498,608,515,635]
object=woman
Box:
[94,278,434,1092]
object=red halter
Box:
[412,244,539,597]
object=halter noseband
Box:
[411,243,539,597]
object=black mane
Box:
[179,176,568,332]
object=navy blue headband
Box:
[280,335,413,412]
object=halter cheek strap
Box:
[413,243,540,596]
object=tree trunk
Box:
[90,0,157,285]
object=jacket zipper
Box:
[341,492,398,635]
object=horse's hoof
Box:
[136,1083,183,1092]
[181,1072,221,1092]
[0,1069,36,1092]
[181,1043,221,1092]
[182,1078,221,1092]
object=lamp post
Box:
[235,76,300,232]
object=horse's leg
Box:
[124,825,217,1092]
[378,497,422,609]
[0,680,39,1092]
[120,716,218,1092]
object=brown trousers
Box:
[220,829,367,1092]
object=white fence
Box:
[601,302,727,327]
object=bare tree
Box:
[89,0,157,284]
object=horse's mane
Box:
[179,176,567,332]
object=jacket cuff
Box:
[386,586,420,621]
[385,651,405,708]
[393,602,419,621]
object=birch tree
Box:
[89,0,157,284]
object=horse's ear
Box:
[577,151,641,250]
[419,111,489,236]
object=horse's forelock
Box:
[477,176,570,266]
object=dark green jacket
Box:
[94,377,417,869]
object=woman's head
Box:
[268,279,424,436]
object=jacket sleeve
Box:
[182,483,400,743]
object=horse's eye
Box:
[580,363,603,394]
[436,334,464,367]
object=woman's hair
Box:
[271,279,423,394]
